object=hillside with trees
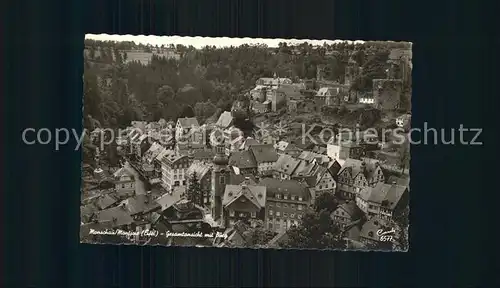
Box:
[83,39,411,130]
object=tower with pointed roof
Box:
[211,142,229,221]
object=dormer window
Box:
[283,194,288,200]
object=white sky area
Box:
[85,34,366,48]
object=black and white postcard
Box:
[81,34,411,251]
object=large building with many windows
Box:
[259,178,311,233]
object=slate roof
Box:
[216,111,234,128]
[155,149,175,162]
[96,205,134,228]
[223,184,267,209]
[144,142,165,163]
[387,175,410,189]
[358,182,407,210]
[274,154,301,176]
[266,230,289,248]
[119,194,161,216]
[240,137,260,150]
[177,117,200,129]
[186,161,212,180]
[249,144,279,164]
[335,201,363,221]
[228,150,257,169]
[94,194,118,210]
[258,178,309,199]
[113,166,135,178]
[338,158,381,180]
[316,87,340,97]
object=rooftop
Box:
[223,184,267,209]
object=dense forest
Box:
[83,39,411,130]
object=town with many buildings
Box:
[81,36,411,251]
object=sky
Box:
[85,34,366,49]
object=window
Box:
[269,210,273,216]
[368,231,374,237]
[290,213,295,218]
[229,210,235,217]
[276,212,281,217]
[297,214,302,219]
[291,196,296,201]
[251,211,256,218]
[283,204,288,208]
[283,212,288,217]
[276,194,281,199]
[276,203,281,208]
[291,204,295,209]
[182,180,186,186]
[298,197,303,201]
[298,205,303,211]
[319,185,322,189]
[122,184,125,188]
[268,222,273,229]
[268,202,273,207]
[241,198,246,202]
[276,223,280,230]
[219,176,225,184]
[283,194,288,200]
[239,213,245,217]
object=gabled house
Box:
[249,144,279,175]
[356,182,408,220]
[113,167,135,198]
[273,154,301,180]
[331,201,363,227]
[175,117,202,145]
[222,181,267,228]
[304,165,337,200]
[336,158,386,199]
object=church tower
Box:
[211,143,229,221]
